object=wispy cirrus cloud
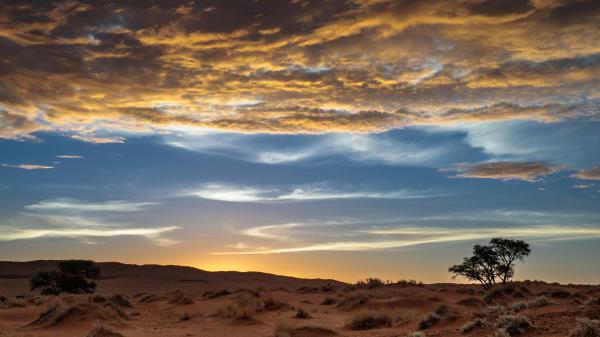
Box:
[25,199,158,212]
[182,183,444,203]
[56,155,84,159]
[0,225,180,246]
[214,223,600,255]
[3,198,178,246]
[1,163,54,170]
[442,161,563,181]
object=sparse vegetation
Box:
[510,296,549,312]
[347,308,396,330]
[321,296,337,305]
[85,324,124,337]
[571,318,600,337]
[274,321,295,337]
[30,260,100,295]
[449,238,530,289]
[418,312,440,330]
[495,314,533,336]
[202,289,231,299]
[461,317,486,333]
[406,332,426,337]
[295,307,312,319]
[356,278,385,289]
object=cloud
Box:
[165,131,451,166]
[442,161,562,181]
[1,163,54,170]
[573,166,600,180]
[0,0,598,140]
[0,225,180,246]
[213,221,600,255]
[25,199,158,212]
[56,155,84,159]
[182,183,444,203]
[4,198,176,246]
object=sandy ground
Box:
[2,282,599,337]
[1,263,599,337]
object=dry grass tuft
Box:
[495,314,533,336]
[203,289,231,300]
[418,312,440,330]
[406,332,426,337]
[571,318,600,337]
[347,308,397,330]
[84,324,124,337]
[461,317,486,333]
[295,307,312,319]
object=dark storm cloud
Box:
[0,0,599,140]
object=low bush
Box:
[571,318,599,337]
[347,308,396,330]
[495,314,533,336]
[461,317,486,333]
[418,312,440,330]
[295,307,311,319]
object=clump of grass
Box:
[347,308,396,330]
[495,314,533,336]
[85,324,124,337]
[211,293,264,321]
[179,312,191,321]
[89,295,107,303]
[321,297,337,305]
[274,321,295,337]
[571,318,600,337]
[202,289,231,300]
[295,307,312,319]
[406,332,426,337]
[418,312,440,330]
[356,278,385,289]
[461,317,486,333]
[263,297,290,311]
[336,292,371,310]
[494,328,511,337]
[511,296,549,312]
[110,294,133,308]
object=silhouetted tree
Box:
[490,238,531,284]
[30,260,100,295]
[449,238,531,289]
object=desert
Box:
[1,260,599,337]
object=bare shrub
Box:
[85,324,124,337]
[274,321,295,337]
[356,278,385,289]
[495,314,533,336]
[571,318,600,337]
[406,332,426,337]
[321,297,337,305]
[295,307,312,319]
[461,317,486,333]
[202,289,231,299]
[347,308,396,330]
[511,296,549,312]
[418,312,440,330]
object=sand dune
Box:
[1,261,599,337]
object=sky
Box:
[1,0,599,284]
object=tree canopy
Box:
[449,238,531,289]
[30,260,100,295]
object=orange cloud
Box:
[0,0,598,140]
[444,161,563,181]
[573,167,600,181]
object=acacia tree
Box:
[490,238,531,284]
[449,238,531,289]
[30,260,100,295]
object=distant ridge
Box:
[0,260,345,285]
